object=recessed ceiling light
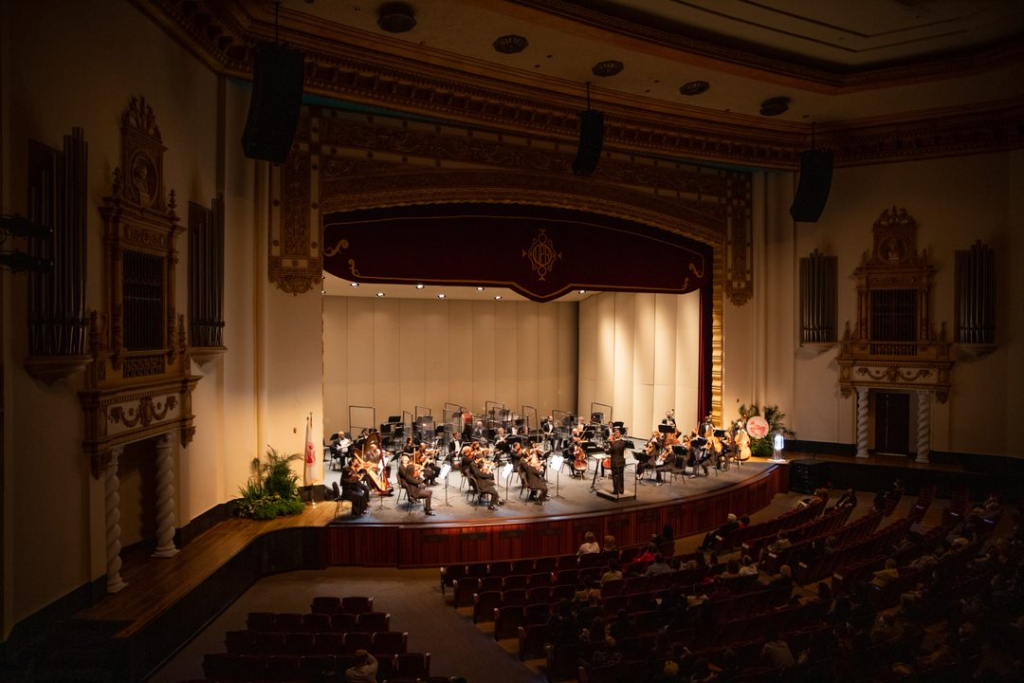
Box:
[494,295,502,300]
[350,282,359,287]
[416,284,424,289]
[680,80,710,96]
[438,293,446,299]
[376,292,385,297]
[592,60,624,77]
[476,286,485,292]
[579,289,587,294]
[321,290,326,295]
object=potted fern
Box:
[234,447,306,520]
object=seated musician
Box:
[402,461,436,516]
[689,431,711,478]
[637,431,666,484]
[493,427,511,457]
[340,463,369,518]
[362,442,394,495]
[459,447,478,491]
[470,456,504,510]
[415,442,440,485]
[523,448,548,504]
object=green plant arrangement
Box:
[732,404,795,458]
[234,446,306,520]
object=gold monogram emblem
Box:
[522,229,562,281]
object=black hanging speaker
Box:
[789,149,833,222]
[572,109,604,176]
[242,43,305,163]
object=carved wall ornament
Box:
[855,366,932,383]
[108,395,179,429]
[82,98,199,478]
[522,229,562,281]
[837,206,953,405]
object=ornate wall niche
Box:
[81,97,199,477]
[837,208,952,463]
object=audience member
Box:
[343,650,378,683]
[577,531,600,555]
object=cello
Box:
[573,442,588,476]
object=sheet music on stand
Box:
[549,455,565,471]
[501,463,514,481]
[438,463,452,480]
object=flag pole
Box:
[306,412,317,507]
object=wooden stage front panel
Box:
[327,463,788,566]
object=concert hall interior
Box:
[2,1,1023,682]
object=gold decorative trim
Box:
[137,0,1024,169]
[522,229,562,281]
[318,167,727,247]
[837,207,953,404]
[711,244,724,426]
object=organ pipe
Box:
[799,249,837,344]
[955,240,995,345]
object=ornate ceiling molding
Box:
[507,0,1024,92]
[136,0,1024,170]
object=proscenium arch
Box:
[316,167,728,425]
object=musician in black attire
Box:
[341,464,369,518]
[608,429,627,494]
[402,462,436,516]
[470,457,504,510]
[523,449,548,504]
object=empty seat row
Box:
[225,629,407,656]
[246,609,390,633]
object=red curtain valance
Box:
[322,203,711,303]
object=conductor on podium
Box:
[608,429,627,494]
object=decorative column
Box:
[105,447,127,593]
[916,391,931,464]
[152,433,180,558]
[855,387,870,459]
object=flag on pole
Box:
[304,413,319,487]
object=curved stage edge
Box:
[327,463,789,568]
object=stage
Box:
[323,456,775,526]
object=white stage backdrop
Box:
[323,297,578,436]
[578,292,701,438]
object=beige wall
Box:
[0,0,264,634]
[323,297,578,434]
[579,292,701,436]
[723,153,1021,457]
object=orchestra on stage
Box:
[324,408,753,519]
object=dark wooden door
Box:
[874,392,910,455]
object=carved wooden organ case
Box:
[837,207,952,402]
[80,98,199,476]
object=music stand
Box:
[588,445,605,493]
[549,454,566,499]
[438,462,453,508]
[658,424,674,434]
[500,462,515,499]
